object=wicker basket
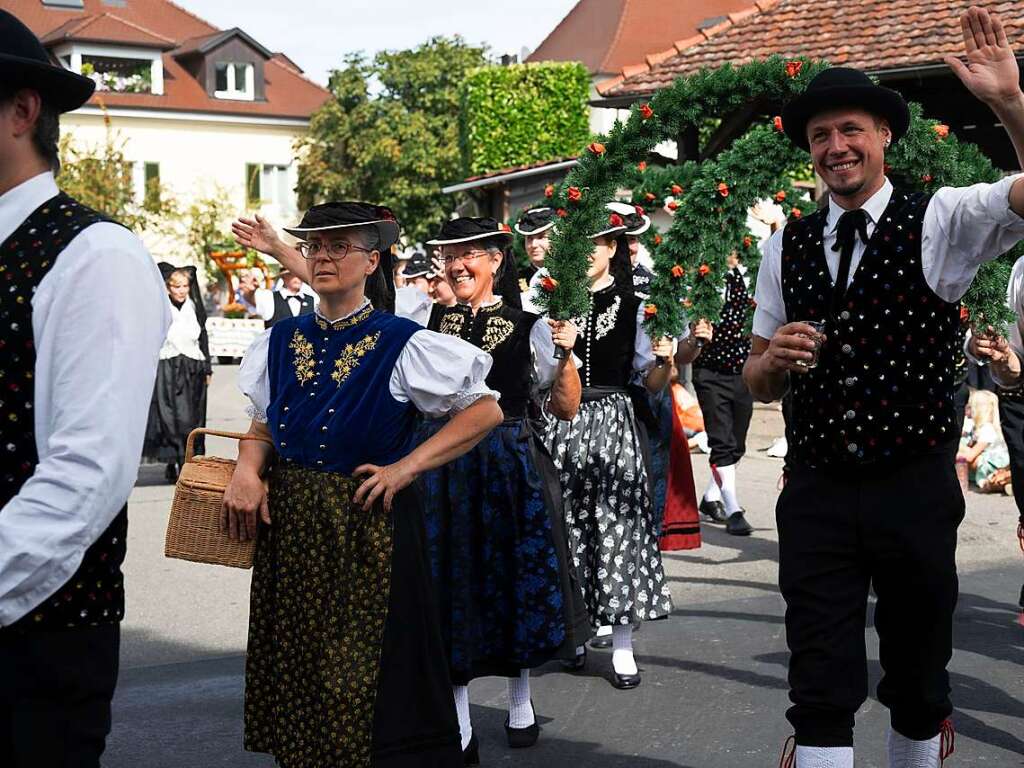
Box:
[164,428,272,569]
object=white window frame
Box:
[214,62,255,101]
[52,42,164,95]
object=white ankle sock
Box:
[453,685,472,750]
[575,644,586,656]
[611,624,638,676]
[716,463,742,514]
[703,473,722,503]
[887,728,941,767]
[795,745,854,768]
[507,669,535,729]
[595,624,613,638]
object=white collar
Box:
[457,295,502,310]
[0,172,59,246]
[315,297,370,324]
[591,274,614,292]
[826,177,893,234]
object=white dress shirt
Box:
[0,172,171,627]
[753,175,1024,340]
[239,299,500,422]
[255,286,315,321]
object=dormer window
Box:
[81,55,153,94]
[214,61,254,101]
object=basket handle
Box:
[185,428,274,463]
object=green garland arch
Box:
[533,56,1018,337]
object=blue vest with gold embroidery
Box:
[267,306,421,474]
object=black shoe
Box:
[505,701,539,748]
[726,510,753,536]
[164,462,179,483]
[611,671,642,690]
[560,647,586,671]
[699,497,728,523]
[463,732,479,766]
[590,633,612,649]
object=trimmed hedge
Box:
[459,61,591,176]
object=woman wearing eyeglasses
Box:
[223,203,502,768]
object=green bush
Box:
[460,62,591,176]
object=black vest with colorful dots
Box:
[781,190,960,468]
[1,193,128,632]
[694,268,752,376]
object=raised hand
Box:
[232,214,283,258]
[944,6,1022,108]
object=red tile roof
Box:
[3,0,330,120]
[598,0,1024,98]
[526,0,758,75]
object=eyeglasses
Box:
[298,240,375,260]
[441,249,489,266]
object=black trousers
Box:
[998,394,1024,519]
[0,623,119,768]
[777,449,963,747]
[692,366,753,468]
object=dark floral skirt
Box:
[419,418,588,684]
[244,463,461,768]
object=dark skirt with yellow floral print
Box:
[244,463,462,768]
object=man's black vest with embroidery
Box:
[781,191,960,468]
[572,285,640,389]
[429,300,535,418]
[0,193,128,631]
[694,268,752,376]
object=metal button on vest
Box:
[847,443,858,453]
[845,410,856,420]
[840,310,850,320]
[842,343,853,355]
[844,377,858,387]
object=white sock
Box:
[887,728,941,767]
[453,685,472,750]
[795,745,854,768]
[595,624,612,638]
[716,462,742,514]
[611,624,638,676]
[507,669,535,729]
[703,473,722,503]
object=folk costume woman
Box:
[416,217,587,759]
[541,211,675,689]
[223,202,503,768]
[515,207,556,312]
[144,263,212,481]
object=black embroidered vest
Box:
[1,193,129,631]
[781,191,960,468]
[429,300,535,419]
[572,284,640,389]
[694,268,752,376]
[265,290,314,328]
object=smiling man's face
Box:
[807,107,890,204]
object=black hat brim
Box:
[283,219,400,250]
[782,83,910,151]
[426,231,513,246]
[0,54,95,113]
[514,221,555,236]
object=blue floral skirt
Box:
[419,418,581,684]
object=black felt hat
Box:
[0,10,95,113]
[782,67,910,151]
[403,251,431,278]
[283,201,400,249]
[515,207,556,236]
[607,201,651,236]
[427,217,513,246]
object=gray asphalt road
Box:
[107,364,1024,767]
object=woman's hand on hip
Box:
[353,459,418,513]
[221,468,270,541]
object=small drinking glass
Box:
[795,320,825,369]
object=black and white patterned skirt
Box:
[543,388,673,627]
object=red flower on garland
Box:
[791,208,803,219]
[933,124,950,139]
[609,213,624,227]
[743,236,753,248]
[671,183,683,195]
[556,208,568,218]
[667,201,679,211]
[544,184,554,198]
[499,223,511,232]
[644,304,658,318]
[775,190,787,202]
[773,115,784,132]
[922,173,934,183]
[959,305,970,322]
[653,234,663,245]
[634,205,645,216]
[698,264,711,276]
[567,186,582,202]
[671,264,684,278]
[540,276,558,293]
[587,142,606,155]
[645,192,657,202]
[640,103,654,119]
[717,182,730,197]
[637,161,647,172]
[682,298,693,309]
[785,60,803,78]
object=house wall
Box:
[61,109,306,262]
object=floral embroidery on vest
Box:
[594,295,621,339]
[332,331,381,386]
[289,330,316,386]
[314,302,374,331]
[439,311,466,338]
[481,316,514,352]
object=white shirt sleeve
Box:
[923,174,1024,302]
[254,288,275,321]
[238,329,272,423]
[752,228,787,340]
[0,223,171,626]
[529,316,583,390]
[390,330,499,417]
[394,285,433,325]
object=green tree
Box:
[296,37,487,245]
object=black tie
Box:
[830,209,869,315]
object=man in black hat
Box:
[0,10,170,767]
[744,7,1024,767]
[515,206,557,287]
